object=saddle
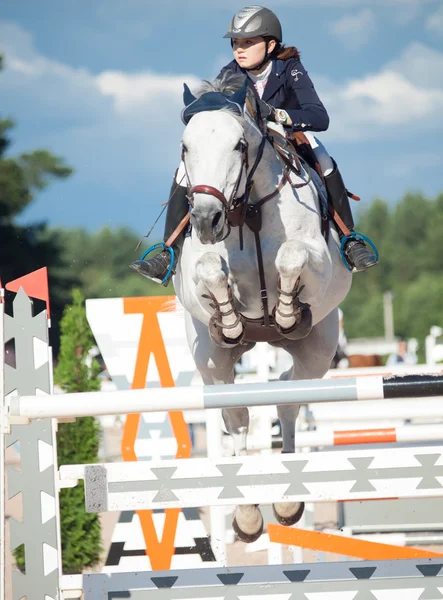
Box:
[288,131,326,185]
[271,128,361,239]
[266,128,330,242]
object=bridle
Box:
[183,139,249,211]
[181,132,268,243]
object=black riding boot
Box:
[324,161,378,272]
[130,179,189,285]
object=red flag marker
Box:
[6,267,50,319]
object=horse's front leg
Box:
[274,239,331,336]
[194,251,244,345]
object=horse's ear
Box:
[229,77,248,107]
[183,83,197,106]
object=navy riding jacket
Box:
[218,58,329,133]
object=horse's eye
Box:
[235,140,245,152]
[182,143,188,153]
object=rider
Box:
[131,5,378,285]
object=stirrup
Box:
[340,232,379,272]
[140,242,175,285]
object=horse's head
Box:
[181,75,262,244]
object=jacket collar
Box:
[261,60,284,102]
[222,59,284,103]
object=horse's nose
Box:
[212,210,222,230]
[190,206,224,244]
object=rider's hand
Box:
[257,99,276,121]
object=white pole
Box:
[0,293,6,600]
[206,409,227,565]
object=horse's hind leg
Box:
[271,363,305,527]
[223,407,265,544]
[271,309,340,527]
[185,314,263,543]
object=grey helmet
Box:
[223,5,282,42]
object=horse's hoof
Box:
[272,502,305,526]
[232,515,264,544]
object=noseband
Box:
[182,136,268,232]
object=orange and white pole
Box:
[294,423,443,448]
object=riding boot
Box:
[324,161,378,272]
[130,178,189,285]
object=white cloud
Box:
[346,71,443,123]
[329,9,376,48]
[0,21,200,181]
[318,42,443,141]
[426,5,443,34]
[97,71,199,113]
[388,42,443,88]
[1,21,443,169]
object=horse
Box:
[172,74,353,542]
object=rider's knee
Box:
[304,132,334,176]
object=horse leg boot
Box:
[273,240,313,340]
[324,161,378,272]
[195,253,245,346]
[130,177,189,285]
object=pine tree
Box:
[54,288,103,573]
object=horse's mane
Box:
[195,72,246,97]
[194,73,250,124]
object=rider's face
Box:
[232,37,275,71]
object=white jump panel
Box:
[61,559,443,599]
[59,445,443,512]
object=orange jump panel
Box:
[122,296,192,571]
[268,524,443,560]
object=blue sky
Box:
[1,0,443,240]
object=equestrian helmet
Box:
[223,5,282,42]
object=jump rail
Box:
[8,373,443,421]
[293,423,443,448]
[60,559,443,599]
[3,287,443,600]
[59,445,443,512]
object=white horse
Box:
[173,75,352,542]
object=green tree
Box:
[53,225,172,299]
[341,190,443,356]
[0,56,72,219]
[0,54,76,352]
[54,288,103,573]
